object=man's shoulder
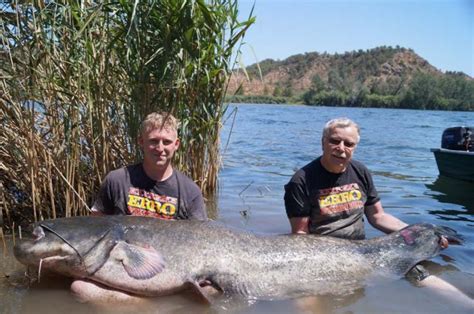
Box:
[347,160,374,184]
[296,158,322,176]
[348,159,370,172]
[105,164,141,181]
[174,170,201,190]
[289,158,321,183]
[301,158,321,171]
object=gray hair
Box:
[322,117,360,142]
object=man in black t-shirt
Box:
[91,112,207,220]
[285,157,379,240]
[74,112,207,303]
[284,118,468,294]
[285,117,406,237]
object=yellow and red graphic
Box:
[318,183,363,216]
[127,187,177,219]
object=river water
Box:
[1,104,474,313]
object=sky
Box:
[236,0,473,77]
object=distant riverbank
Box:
[227,47,473,111]
[226,87,473,111]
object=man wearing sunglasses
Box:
[284,117,407,239]
[283,117,472,299]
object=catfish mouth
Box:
[39,224,85,255]
[14,224,83,267]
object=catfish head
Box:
[14,216,205,301]
[14,217,128,278]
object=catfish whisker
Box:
[38,258,43,283]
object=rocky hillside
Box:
[227,46,468,97]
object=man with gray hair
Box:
[285,117,407,239]
[92,112,207,220]
[283,117,474,296]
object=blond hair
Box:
[140,112,180,135]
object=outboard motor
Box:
[441,127,474,151]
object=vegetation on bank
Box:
[302,71,473,111]
[229,46,474,110]
[0,0,254,229]
[225,95,291,104]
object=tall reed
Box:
[0,0,254,229]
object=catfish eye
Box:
[32,226,45,241]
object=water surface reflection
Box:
[425,176,474,214]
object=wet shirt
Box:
[284,157,379,239]
[92,164,207,220]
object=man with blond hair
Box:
[92,112,207,220]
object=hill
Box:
[227,46,473,111]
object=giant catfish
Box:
[13,216,462,302]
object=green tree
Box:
[401,73,441,109]
[311,74,327,92]
[282,85,293,97]
[273,85,282,97]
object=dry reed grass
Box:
[0,0,254,230]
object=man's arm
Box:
[188,193,207,220]
[90,193,111,216]
[90,174,115,216]
[417,275,474,306]
[365,201,449,248]
[284,177,311,234]
[364,201,408,233]
[289,217,310,234]
[90,209,104,216]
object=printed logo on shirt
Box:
[127,187,178,219]
[317,183,364,216]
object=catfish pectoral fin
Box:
[115,242,166,280]
[83,227,124,275]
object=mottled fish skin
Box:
[13,217,459,300]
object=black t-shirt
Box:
[284,157,379,239]
[92,164,207,220]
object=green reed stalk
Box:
[0,0,254,228]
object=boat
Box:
[431,126,474,182]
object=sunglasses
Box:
[327,138,357,148]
